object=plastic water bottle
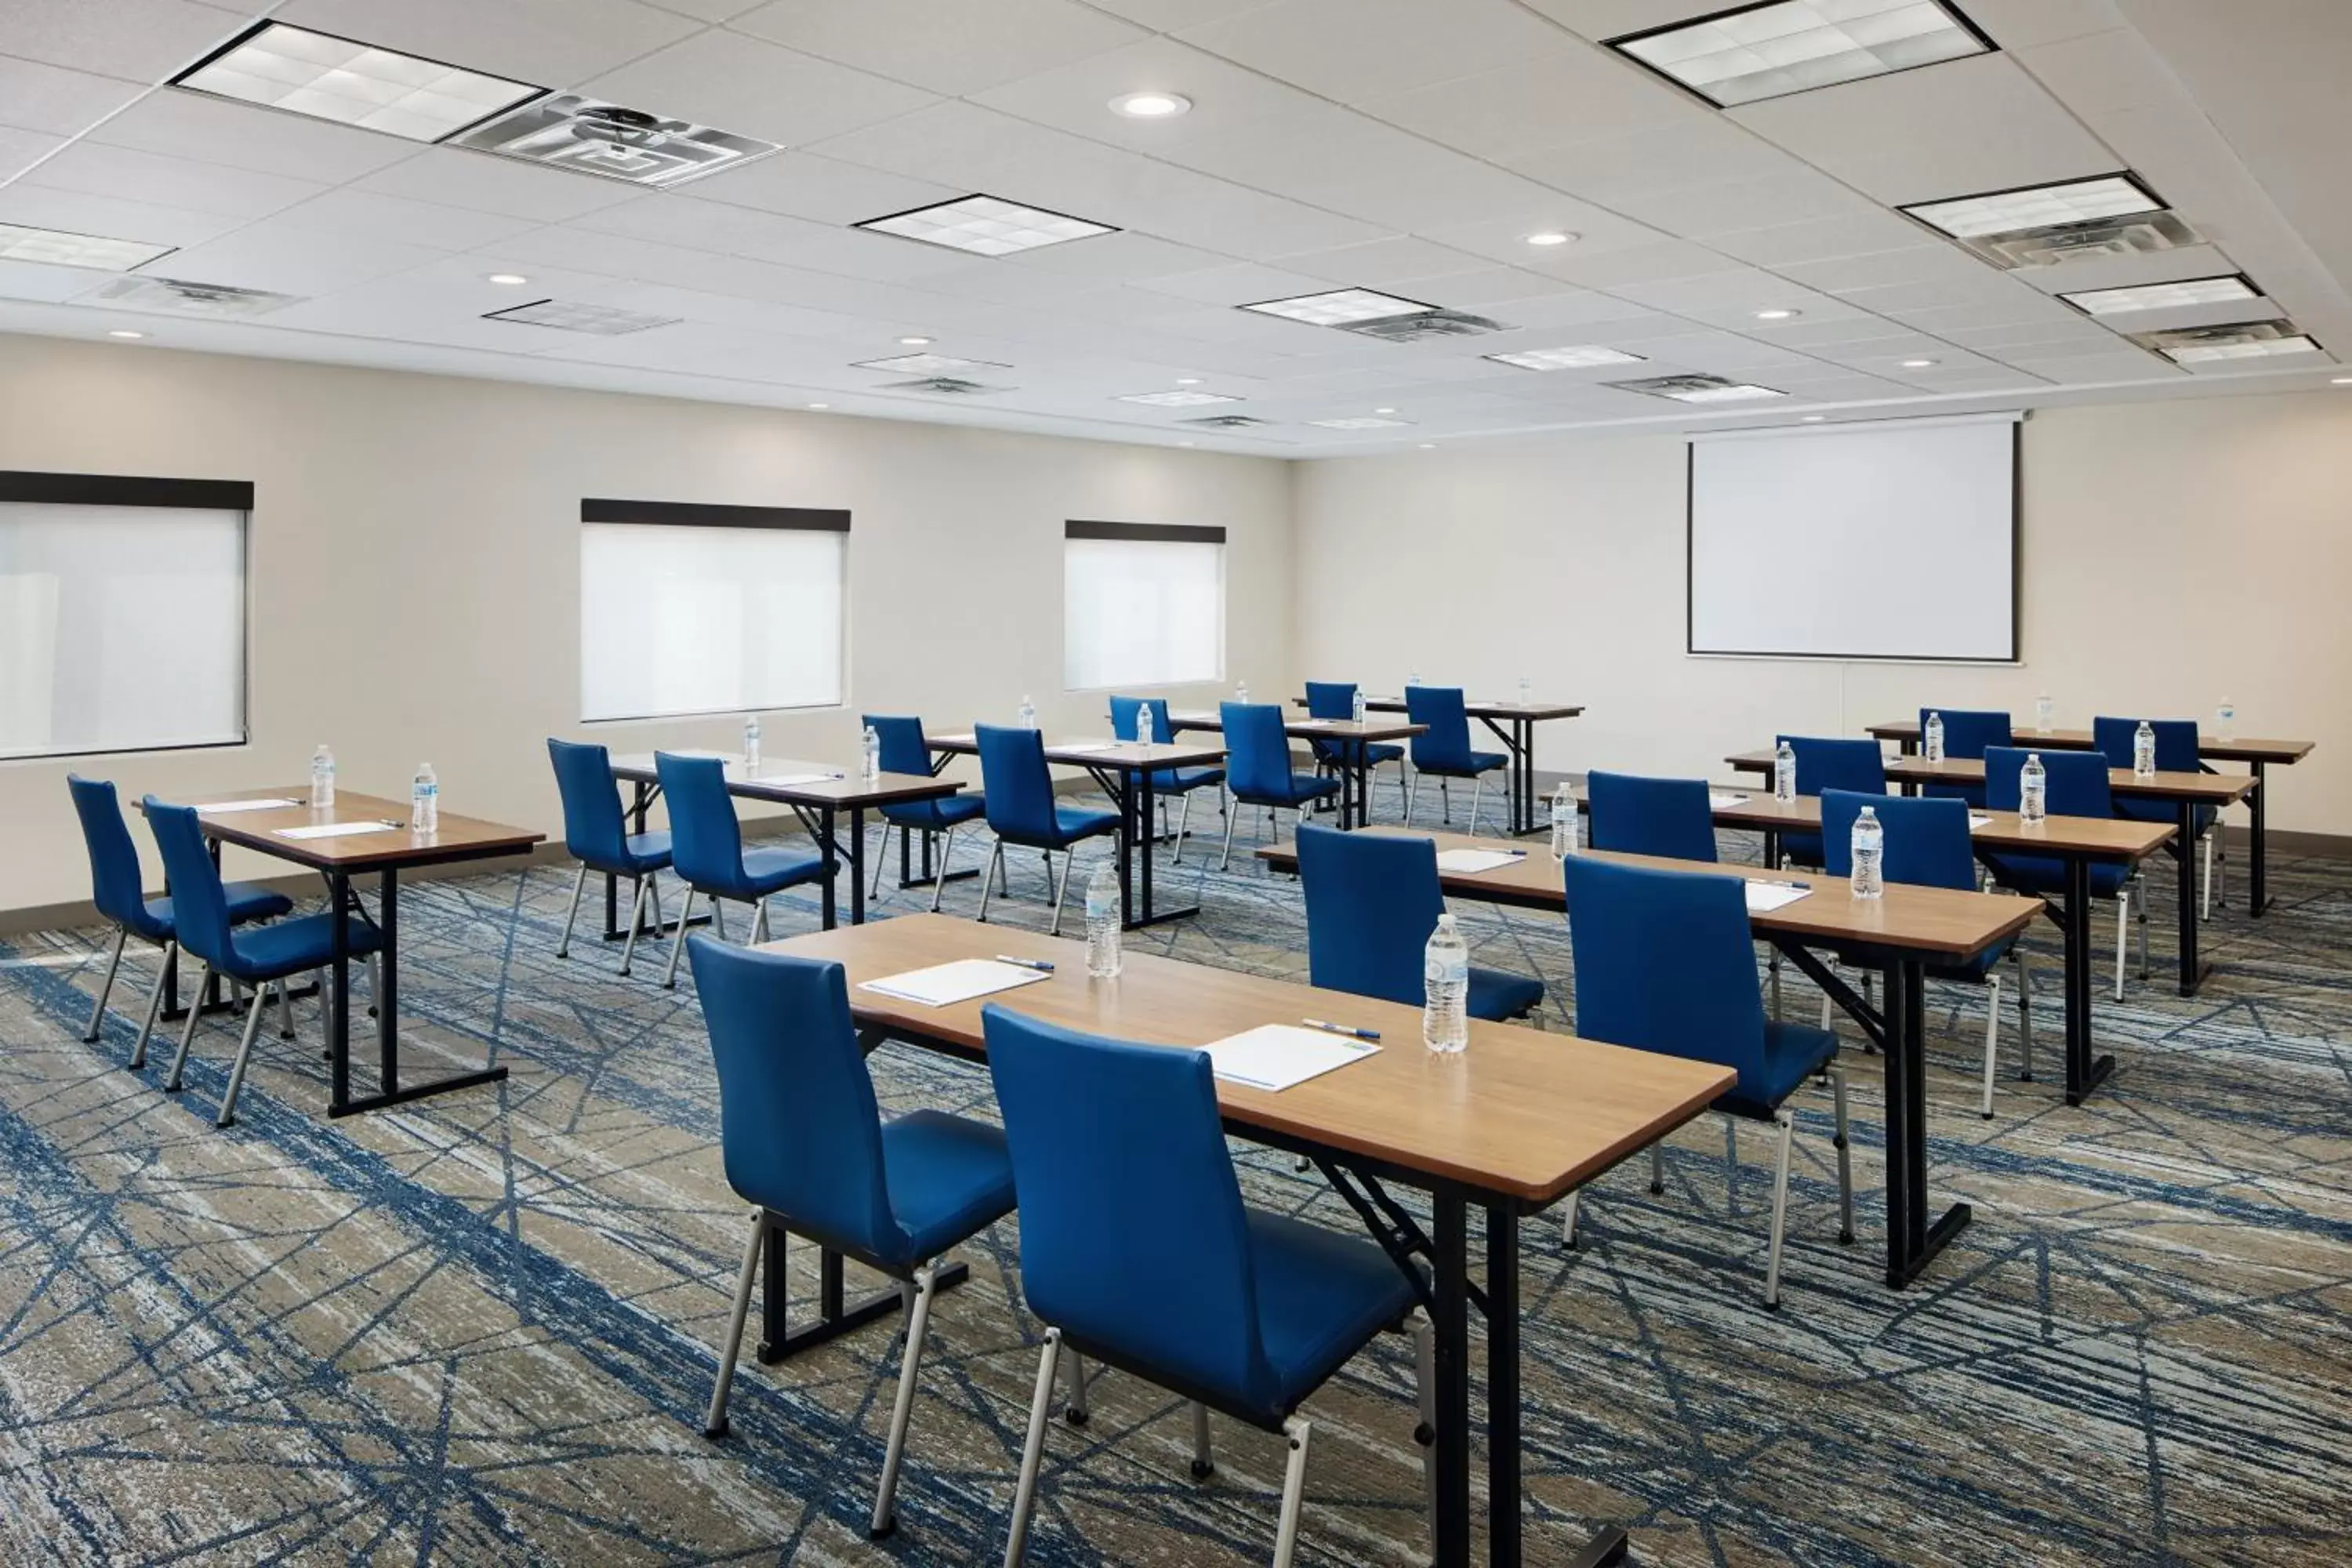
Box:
[1235,678,1249,704]
[2020,753,2047,823]
[411,763,438,833]
[2132,719,2157,778]
[310,745,336,809]
[860,724,881,784]
[1550,783,1577,859]
[1422,913,1469,1054]
[1351,688,1367,725]
[1923,712,1945,764]
[1018,695,1036,729]
[2034,692,2054,735]
[1518,674,1532,703]
[1773,739,1797,805]
[1084,862,1122,978]
[1407,670,1421,691]
[1849,806,1884,900]
[742,714,761,771]
[2216,697,2235,741]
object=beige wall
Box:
[1294,391,2350,834]
[0,334,1294,914]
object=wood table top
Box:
[1166,710,1427,744]
[1864,720,2313,765]
[608,752,962,808]
[157,789,545,872]
[760,913,1731,1206]
[1725,750,2256,804]
[1297,695,1586,721]
[925,734,1229,770]
[1581,785,2176,861]
[1258,826,2042,960]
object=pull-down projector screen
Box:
[1686,413,2020,662]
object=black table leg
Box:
[1432,1192,1472,1568]
[328,867,507,1118]
[1880,957,1971,1287]
[2175,801,2209,996]
[377,870,398,1095]
[818,804,838,931]
[2248,761,2269,916]
[1486,1200,1523,1567]
[1121,767,1197,930]
[754,1220,969,1364]
[848,806,866,927]
[327,872,352,1112]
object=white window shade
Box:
[580,517,846,721]
[0,500,245,759]
[1063,526,1225,690]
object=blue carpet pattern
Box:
[2,787,2350,1566]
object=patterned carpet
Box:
[3,789,2350,1567]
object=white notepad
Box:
[192,797,300,814]
[1969,813,1994,831]
[1203,1024,1379,1092]
[1744,880,1813,913]
[1052,739,1121,753]
[277,822,401,841]
[757,771,838,787]
[1436,848,1526,876]
[858,959,1052,1008]
[1710,792,1751,809]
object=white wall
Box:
[1294,391,2350,834]
[0,335,1293,915]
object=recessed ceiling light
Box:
[1109,91,1190,118]
[1485,344,1646,371]
[2162,335,2320,365]
[107,329,147,339]
[1801,415,1826,422]
[853,352,1007,375]
[1900,358,1938,368]
[1754,308,1800,321]
[486,272,529,285]
[1374,406,1398,414]
[1903,174,2162,241]
[808,402,829,409]
[2059,274,2259,316]
[483,299,678,335]
[857,194,1115,256]
[1524,231,1575,247]
[1610,374,1787,404]
[898,335,932,346]
[1608,0,1990,109]
[174,20,543,143]
[2335,376,2352,386]
[1241,288,1432,327]
[1174,376,1203,385]
[1116,389,1239,407]
[1418,443,1437,449]
[1178,440,1196,447]
[0,223,173,271]
[1310,416,1414,430]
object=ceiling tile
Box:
[1505,115,1806,202]
[1363,44,1706,163]
[0,183,245,249]
[0,55,147,138]
[1175,0,1574,103]
[0,257,117,304]
[1962,0,2129,50]
[1601,172,1883,239]
[1076,0,1281,30]
[1777,244,2002,295]
[1131,260,1343,307]
[732,0,1147,96]
[686,151,964,226]
[1708,212,1940,267]
[572,193,977,282]
[0,0,242,80]
[142,218,452,296]
[275,187,542,252]
[0,125,64,183]
[1261,237,1495,289]
[90,91,419,184]
[274,0,703,88]
[996,232,1242,284]
[351,147,651,223]
[580,27,940,149]
[23,142,326,220]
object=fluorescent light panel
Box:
[2060,274,2256,315]
[1308,416,1412,429]
[1904,174,2162,240]
[175,22,542,142]
[1610,0,1988,108]
[1240,288,1432,327]
[1485,344,1646,371]
[2165,336,2318,364]
[0,223,173,271]
[854,353,1009,374]
[485,299,677,335]
[857,194,1113,256]
[1116,390,1238,406]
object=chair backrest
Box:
[547,739,630,866]
[976,724,1061,842]
[1303,682,1356,721]
[1984,746,2113,817]
[654,752,746,890]
[140,798,236,968]
[1561,855,1766,1087]
[687,938,905,1263]
[862,714,932,778]
[2090,716,2199,775]
[1219,702,1294,798]
[1585,771,1718,862]
[1403,685,1473,769]
[1921,707,2012,760]
[982,1004,1270,1413]
[1108,695,1171,745]
[1294,822,1443,1007]
[1820,789,1975,889]
[67,775,164,937]
[1775,736,1887,799]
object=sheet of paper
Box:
[192,798,300,813]
[757,771,838,786]
[1051,739,1121,753]
[1709,791,1751,809]
[1969,813,1994,831]
[666,749,734,760]
[1744,880,1813,913]
[276,822,401,841]
[858,959,1052,1008]
[1435,848,1526,875]
[1203,1024,1380,1092]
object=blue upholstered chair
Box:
[67,775,292,1068]
[1304,681,1402,820]
[653,752,829,988]
[2092,716,2221,920]
[1771,737,1887,868]
[145,798,384,1128]
[1981,747,2139,1000]
[863,716,985,910]
[1294,824,1543,1022]
[547,739,675,975]
[691,939,1015,1540]
[1559,856,1851,1308]
[1584,771,1718,862]
[1919,707,2012,808]
[1820,790,2034,1118]
[982,1005,1431,1566]
[1218,702,1339,870]
[1109,696,1225,860]
[973,724,1120,934]
[1402,686,1505,833]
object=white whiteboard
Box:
[1686,414,2019,661]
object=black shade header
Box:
[582,498,851,532]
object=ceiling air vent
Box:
[2125,319,2322,365]
[1338,309,1512,343]
[882,376,1007,395]
[1604,374,1785,404]
[1181,414,1272,430]
[89,275,301,318]
[450,94,779,187]
[1965,211,2201,270]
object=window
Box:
[0,472,249,760]
[579,499,848,723]
[1062,521,1224,691]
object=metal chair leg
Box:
[930,826,959,914]
[129,942,173,1070]
[645,874,666,942]
[870,1262,938,1538]
[710,898,729,942]
[82,927,127,1042]
[1650,1142,1664,1194]
[619,875,650,975]
[704,1211,764,1439]
[871,830,890,902]
[555,862,588,958]
[2112,889,2130,1002]
[1219,803,1241,871]
[1830,1063,1853,1246]
[751,898,769,946]
[1189,1401,1214,1480]
[1002,1327,1062,1568]
[1047,851,1073,938]
[1174,791,1192,864]
[1468,775,1484,838]
[663,889,699,989]
[2137,880,2151,979]
[163,960,212,1091]
[276,978,296,1040]
[216,983,274,1127]
[1272,1417,1313,1568]
[1560,1189,1581,1249]
[1762,1109,1795,1308]
[1439,777,1451,824]
[2201,830,2213,921]
[978,842,1004,923]
[1062,1348,1090,1426]
[1980,972,2003,1120]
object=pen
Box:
[379,818,408,829]
[996,955,1055,973]
[1301,1018,1381,1043]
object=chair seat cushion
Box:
[146,880,293,935]
[1148,767,1225,795]
[879,1109,1018,1265]
[739,845,828,896]
[1240,773,1341,809]
[1927,932,2019,986]
[1468,966,1544,1021]
[620,830,673,872]
[222,909,384,983]
[1721,1021,1839,1120]
[1247,1208,1420,1420]
[1310,739,1405,768]
[1054,805,1122,842]
[882,793,987,830]
[1980,852,2129,901]
[1416,751,1507,779]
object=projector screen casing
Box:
[1685,415,2020,662]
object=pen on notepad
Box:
[379,818,407,829]
[995,955,1055,973]
[1301,1018,1381,1043]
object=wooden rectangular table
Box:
[608,753,964,931]
[1298,695,1584,837]
[162,789,543,1117]
[1865,719,2314,916]
[1167,710,1426,830]
[1729,750,2250,997]
[1259,828,2042,1293]
[761,913,1732,1568]
[926,734,1229,930]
